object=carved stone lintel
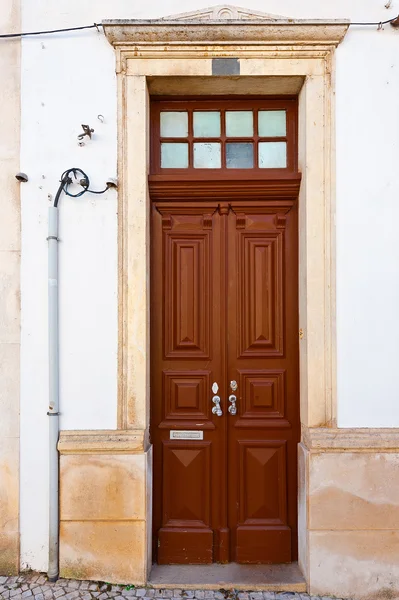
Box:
[102,6,350,47]
[161,4,286,21]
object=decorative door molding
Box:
[103,7,348,48]
[103,8,348,435]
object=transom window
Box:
[150,99,297,174]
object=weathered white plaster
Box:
[0,0,21,575]
[19,0,121,571]
[335,29,399,427]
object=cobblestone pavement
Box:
[0,574,345,600]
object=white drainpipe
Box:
[47,205,60,582]
[45,168,116,582]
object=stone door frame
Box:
[101,9,349,580]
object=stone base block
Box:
[300,431,399,600]
[309,530,399,600]
[60,521,146,583]
[0,435,19,575]
[59,431,152,584]
[0,530,19,575]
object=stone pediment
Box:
[102,5,350,47]
[160,5,287,21]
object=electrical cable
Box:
[0,23,100,39]
[0,16,399,39]
[53,168,108,208]
[351,16,398,25]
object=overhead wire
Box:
[0,23,100,39]
[0,16,399,39]
[351,16,398,25]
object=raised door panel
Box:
[164,230,211,359]
[238,230,284,358]
[236,440,290,563]
[159,441,213,564]
[235,369,287,428]
[161,370,211,423]
[162,441,212,528]
[235,526,291,564]
[238,440,287,525]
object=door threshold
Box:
[148,563,306,592]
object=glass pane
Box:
[193,111,221,137]
[161,143,189,168]
[226,111,253,137]
[160,112,188,138]
[226,142,254,169]
[258,142,287,168]
[193,142,221,168]
[258,110,286,137]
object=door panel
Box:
[236,440,291,562]
[161,370,211,425]
[235,526,292,564]
[151,203,228,564]
[159,441,213,563]
[227,204,299,563]
[162,441,212,528]
[238,440,287,524]
[151,201,299,565]
[164,228,211,358]
[237,369,286,422]
[238,229,284,357]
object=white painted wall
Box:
[335,29,399,427]
[19,0,399,571]
[0,0,21,574]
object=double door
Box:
[150,199,299,564]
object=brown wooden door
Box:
[151,198,299,565]
[226,202,299,563]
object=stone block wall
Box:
[300,431,399,599]
[58,432,152,584]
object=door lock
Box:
[229,381,238,415]
[228,394,237,415]
[211,382,223,417]
[212,396,222,417]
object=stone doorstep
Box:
[148,564,306,592]
[0,565,307,594]
[148,586,305,593]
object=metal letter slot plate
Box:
[170,430,204,440]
